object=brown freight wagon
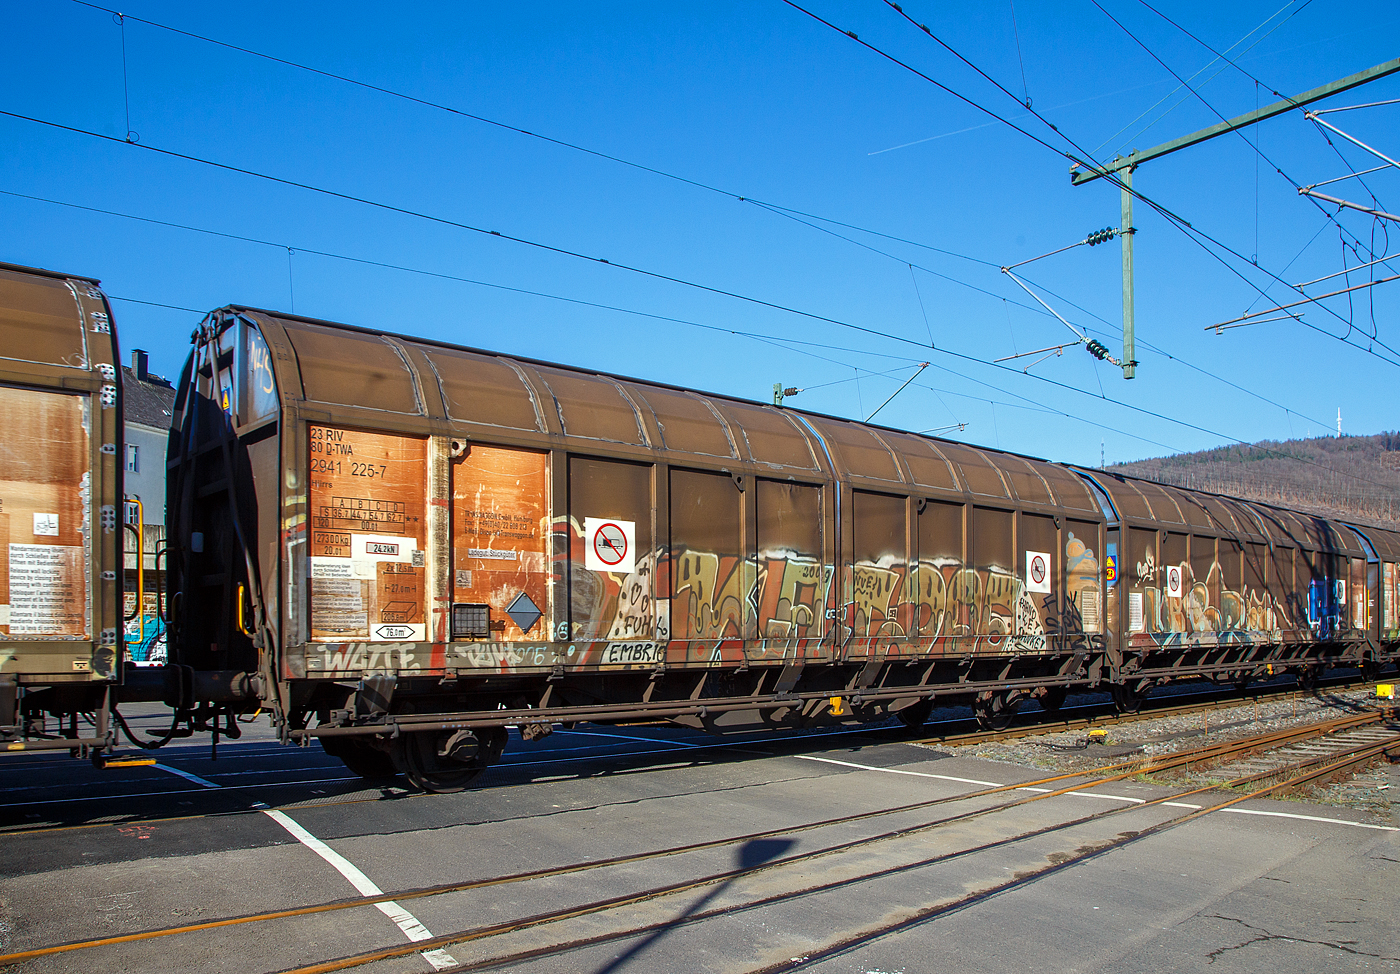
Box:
[162,307,1399,791]
[0,262,125,754]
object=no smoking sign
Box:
[585,517,636,574]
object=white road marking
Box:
[152,764,220,788]
[798,755,1400,830]
[797,755,1003,787]
[1221,808,1398,831]
[258,806,459,970]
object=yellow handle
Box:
[237,584,256,637]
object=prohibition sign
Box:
[1029,553,1047,587]
[591,521,629,567]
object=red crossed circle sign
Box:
[591,521,629,566]
[1029,553,1047,586]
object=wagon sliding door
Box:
[306,427,427,644]
[565,457,656,646]
[449,444,549,642]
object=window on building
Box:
[126,443,139,473]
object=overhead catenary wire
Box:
[1099,1,1400,295]
[68,0,1395,363]
[1093,0,1313,157]
[782,8,1400,486]
[10,16,1386,480]
[0,115,1316,462]
[874,0,1400,365]
[48,1,1347,435]
[801,1,1400,371]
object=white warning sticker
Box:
[32,513,59,537]
[310,557,355,579]
[1025,550,1052,594]
[1165,564,1184,599]
[585,517,635,575]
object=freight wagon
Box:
[153,305,1400,791]
[0,262,125,754]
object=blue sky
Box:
[3,1,1397,466]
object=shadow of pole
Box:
[587,838,796,974]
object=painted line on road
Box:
[256,805,459,971]
[1220,807,1398,831]
[797,754,1004,787]
[797,755,1398,830]
[152,764,221,788]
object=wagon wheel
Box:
[896,698,934,729]
[1110,682,1144,714]
[1296,666,1320,692]
[973,690,1020,731]
[319,736,397,780]
[1036,686,1068,713]
[392,728,508,794]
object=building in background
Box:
[122,349,175,663]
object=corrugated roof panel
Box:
[804,418,902,482]
[425,346,544,432]
[536,368,648,446]
[284,322,422,414]
[940,443,1010,499]
[999,455,1052,506]
[1041,464,1100,514]
[632,385,736,459]
[0,268,86,370]
[1132,480,1186,523]
[882,431,960,492]
[711,401,820,470]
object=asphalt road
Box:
[0,707,1396,974]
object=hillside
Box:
[1107,432,1400,527]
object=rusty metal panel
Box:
[1039,464,1098,514]
[1020,511,1058,639]
[1360,524,1400,561]
[1065,519,1103,633]
[915,499,962,638]
[849,491,908,637]
[284,322,422,415]
[941,444,1010,498]
[668,469,743,640]
[0,268,88,370]
[1219,498,1266,541]
[1132,480,1186,524]
[425,347,544,432]
[1125,526,1159,634]
[1001,456,1053,506]
[451,444,550,641]
[712,402,820,470]
[564,457,657,641]
[882,432,959,492]
[307,425,427,642]
[634,386,736,459]
[0,386,90,640]
[970,506,1014,636]
[1192,491,1241,533]
[537,370,647,446]
[1098,475,1153,522]
[804,419,902,483]
[754,479,827,639]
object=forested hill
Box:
[1107,432,1400,527]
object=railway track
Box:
[0,673,1378,840]
[3,706,1393,973]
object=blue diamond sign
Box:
[505,591,542,635]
